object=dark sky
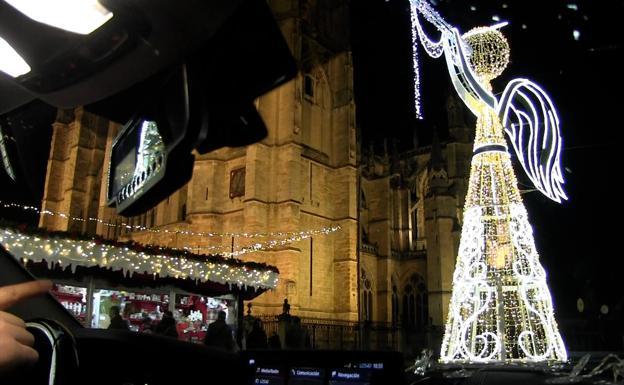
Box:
[351,0,624,319]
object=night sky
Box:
[351,0,624,320]
[1,0,622,326]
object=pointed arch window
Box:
[402,274,428,329]
[361,269,373,322]
[304,73,315,100]
[392,285,399,325]
[410,189,418,245]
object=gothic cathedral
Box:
[39,0,473,329]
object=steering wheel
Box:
[22,319,79,385]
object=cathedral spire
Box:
[391,138,400,174]
[429,126,444,172]
[427,126,450,196]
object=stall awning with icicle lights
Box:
[0,227,279,293]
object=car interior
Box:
[1,1,620,385]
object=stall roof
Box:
[0,227,278,300]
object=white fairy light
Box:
[0,228,279,290]
[409,0,567,203]
[572,30,580,41]
[409,1,423,119]
[408,0,447,119]
[408,1,567,362]
[498,79,567,203]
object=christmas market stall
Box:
[0,227,279,344]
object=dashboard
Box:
[243,350,405,385]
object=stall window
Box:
[50,284,87,326]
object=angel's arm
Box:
[443,29,497,116]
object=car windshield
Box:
[0,1,622,384]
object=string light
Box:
[497,79,567,203]
[409,0,423,119]
[0,228,279,290]
[0,200,340,239]
[437,26,567,363]
[408,0,446,119]
[182,226,341,258]
[462,27,509,82]
[409,0,567,203]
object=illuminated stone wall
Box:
[39,1,473,327]
[39,108,111,235]
[359,126,472,327]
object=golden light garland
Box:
[182,226,341,258]
[462,27,510,82]
[0,228,279,290]
[0,200,339,239]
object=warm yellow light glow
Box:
[462,27,510,82]
[0,228,279,290]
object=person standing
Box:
[204,311,237,352]
[246,318,268,349]
[108,305,129,330]
[154,310,178,338]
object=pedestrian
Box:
[204,311,237,352]
[141,313,153,333]
[154,310,178,338]
[268,332,281,349]
[246,318,268,349]
[108,305,129,330]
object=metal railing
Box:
[255,315,441,355]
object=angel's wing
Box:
[0,125,16,180]
[497,78,567,203]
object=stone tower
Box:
[423,128,458,327]
[39,108,111,234]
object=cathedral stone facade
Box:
[39,0,473,329]
[358,93,473,328]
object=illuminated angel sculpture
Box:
[409,0,568,362]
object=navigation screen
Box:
[244,351,398,385]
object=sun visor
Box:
[0,0,243,109]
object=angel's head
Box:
[462,25,510,82]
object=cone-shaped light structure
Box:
[439,28,567,363]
